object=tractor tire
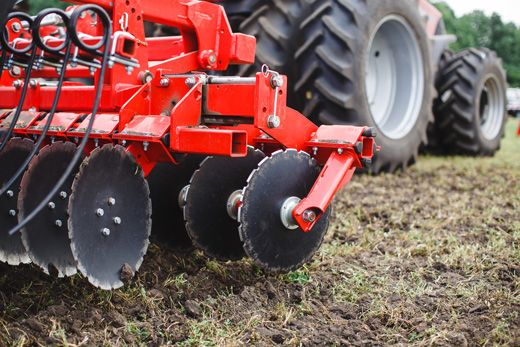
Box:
[433,48,507,155]
[216,0,264,31]
[220,0,314,93]
[426,49,455,151]
[294,0,434,173]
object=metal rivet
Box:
[48,202,56,210]
[8,209,16,217]
[337,148,344,155]
[108,198,116,206]
[113,217,122,225]
[96,208,105,217]
[55,220,63,228]
[59,191,68,199]
[101,228,111,236]
[6,190,14,198]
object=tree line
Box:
[434,2,520,87]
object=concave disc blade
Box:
[147,155,204,248]
[68,144,151,290]
[239,150,331,272]
[0,138,34,265]
[184,148,265,261]
[18,141,81,277]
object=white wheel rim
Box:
[480,74,505,140]
[365,15,425,140]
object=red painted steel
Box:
[0,0,378,232]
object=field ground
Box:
[0,120,519,346]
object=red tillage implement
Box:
[0,0,377,289]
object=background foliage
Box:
[434,2,520,87]
[20,0,520,86]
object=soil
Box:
[1,122,519,346]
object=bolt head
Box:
[160,78,170,87]
[113,217,122,225]
[208,54,217,64]
[337,148,344,155]
[185,77,197,88]
[11,22,21,33]
[302,209,317,223]
[59,191,68,199]
[48,202,56,210]
[6,190,14,198]
[55,220,63,228]
[267,115,281,129]
[108,198,116,206]
[271,75,284,88]
[101,228,111,237]
[8,209,16,217]
[96,208,105,217]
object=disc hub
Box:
[226,190,243,220]
[280,196,301,230]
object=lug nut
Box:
[8,209,16,217]
[302,209,317,223]
[55,220,63,228]
[108,198,116,206]
[113,217,122,225]
[48,202,56,210]
[6,190,14,198]
[96,208,105,217]
[101,228,111,237]
[59,191,68,199]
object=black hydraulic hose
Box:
[9,4,112,236]
[0,9,71,197]
[0,12,36,153]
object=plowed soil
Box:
[1,122,519,346]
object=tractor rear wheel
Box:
[295,0,434,173]
[221,0,434,173]
[433,48,507,155]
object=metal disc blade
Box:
[68,144,151,290]
[147,155,204,248]
[184,148,265,261]
[18,142,81,277]
[0,138,34,265]
[239,150,331,272]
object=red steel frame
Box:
[0,0,377,232]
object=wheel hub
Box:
[366,15,424,140]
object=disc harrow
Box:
[0,0,378,290]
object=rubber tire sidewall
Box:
[358,0,434,171]
[474,58,508,152]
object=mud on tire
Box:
[433,48,507,155]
